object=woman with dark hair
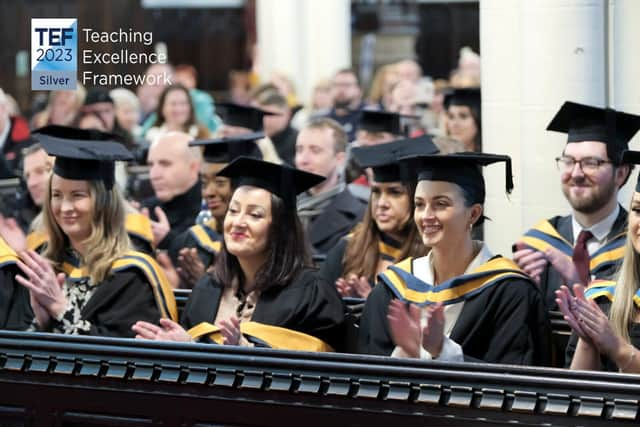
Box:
[164,133,264,288]
[145,84,210,142]
[133,157,345,351]
[359,152,551,365]
[321,136,438,299]
[444,88,481,153]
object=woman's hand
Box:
[132,319,192,342]
[176,248,206,287]
[422,303,445,357]
[335,277,353,297]
[387,299,422,358]
[29,291,51,329]
[555,284,593,344]
[574,297,623,358]
[218,317,241,345]
[15,250,67,318]
[347,274,372,299]
[0,215,27,252]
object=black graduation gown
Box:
[49,269,164,337]
[181,268,346,350]
[166,221,221,270]
[535,207,627,310]
[37,251,177,338]
[307,189,366,256]
[143,181,202,251]
[564,298,640,371]
[0,263,33,330]
[320,238,349,286]
[358,259,553,366]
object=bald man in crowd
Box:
[142,131,202,249]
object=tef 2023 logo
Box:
[31,18,77,90]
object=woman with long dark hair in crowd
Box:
[321,136,437,299]
[133,157,345,351]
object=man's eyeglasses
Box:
[555,156,612,174]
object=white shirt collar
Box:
[413,241,494,284]
[571,204,620,243]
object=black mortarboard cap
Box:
[217,157,325,207]
[216,103,278,132]
[444,88,481,110]
[621,150,640,192]
[399,152,513,206]
[358,110,417,136]
[189,131,264,163]
[32,125,132,190]
[84,87,114,105]
[351,135,439,183]
[547,101,640,164]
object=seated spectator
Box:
[320,136,437,299]
[31,84,86,129]
[323,68,365,141]
[560,149,640,373]
[110,87,143,141]
[164,133,264,288]
[7,126,176,337]
[252,89,298,166]
[174,64,219,134]
[133,157,345,351]
[359,152,552,366]
[295,118,366,255]
[444,88,481,153]
[143,131,202,251]
[145,84,210,143]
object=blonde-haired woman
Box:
[559,150,640,373]
[31,84,86,128]
[10,126,176,337]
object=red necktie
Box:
[572,230,593,285]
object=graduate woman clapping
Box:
[359,153,552,365]
[133,157,345,351]
[9,126,176,337]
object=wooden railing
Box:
[0,330,637,426]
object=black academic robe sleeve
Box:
[358,277,553,366]
[319,238,348,287]
[181,269,346,349]
[74,270,162,338]
[0,265,33,330]
[358,281,395,356]
[451,278,552,366]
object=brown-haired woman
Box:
[320,136,438,299]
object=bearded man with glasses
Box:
[513,101,640,310]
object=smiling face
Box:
[50,174,93,244]
[560,141,622,215]
[413,180,480,250]
[200,162,232,220]
[223,186,273,262]
[161,88,192,128]
[370,181,411,237]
